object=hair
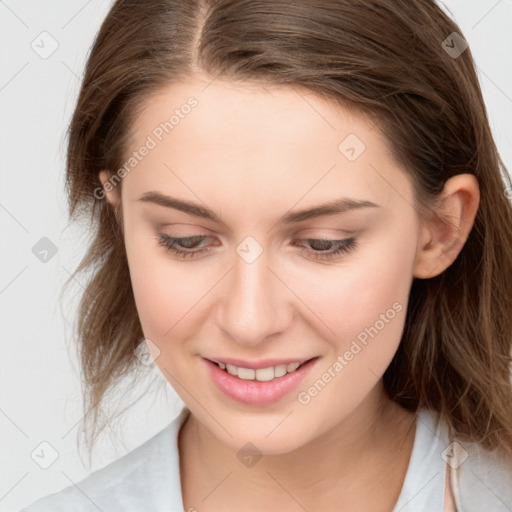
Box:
[65,0,512,460]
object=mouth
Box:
[204,356,320,405]
[208,358,316,382]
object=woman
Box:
[20,0,512,510]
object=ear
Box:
[98,170,121,207]
[413,174,480,279]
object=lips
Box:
[204,356,319,405]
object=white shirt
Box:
[19,406,512,511]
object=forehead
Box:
[131,75,379,151]
[122,75,410,216]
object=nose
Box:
[215,245,292,347]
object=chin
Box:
[207,412,321,456]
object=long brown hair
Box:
[65,0,512,460]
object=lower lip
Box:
[204,357,318,405]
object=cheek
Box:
[292,223,417,359]
[291,229,417,418]
[123,227,199,345]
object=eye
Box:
[292,237,358,261]
[157,233,213,259]
[157,233,358,261]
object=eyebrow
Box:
[137,191,380,224]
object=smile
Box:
[204,357,319,405]
[214,360,307,381]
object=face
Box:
[106,75,425,454]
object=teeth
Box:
[287,362,300,372]
[226,364,237,376]
[255,367,274,381]
[274,364,287,377]
[237,367,255,380]
[217,360,306,381]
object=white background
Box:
[1,1,511,511]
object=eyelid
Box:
[156,231,358,262]
[156,222,215,234]
[295,228,358,238]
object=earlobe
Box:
[98,170,121,207]
[413,174,480,279]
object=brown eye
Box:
[293,238,358,261]
[157,234,211,259]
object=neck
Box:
[179,384,416,512]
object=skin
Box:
[100,74,479,511]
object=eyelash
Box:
[157,233,358,261]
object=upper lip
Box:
[205,356,317,369]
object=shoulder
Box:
[450,437,512,511]
[393,406,512,511]
[420,407,512,510]
[18,407,190,512]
